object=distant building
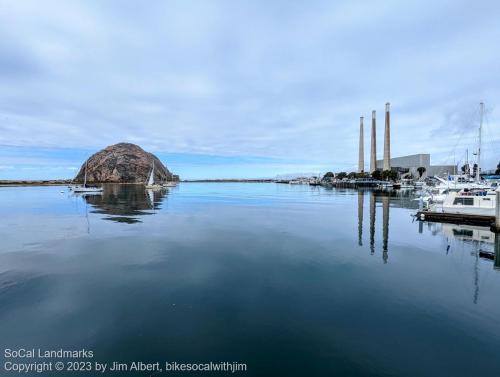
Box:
[376,154,456,178]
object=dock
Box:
[416,211,496,228]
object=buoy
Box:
[420,214,425,220]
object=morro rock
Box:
[75,143,174,183]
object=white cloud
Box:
[0,0,498,172]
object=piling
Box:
[494,189,500,233]
[495,233,500,270]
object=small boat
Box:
[163,181,177,187]
[72,161,103,193]
[145,160,163,190]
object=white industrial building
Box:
[376,154,457,178]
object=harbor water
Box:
[1,183,500,376]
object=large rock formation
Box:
[75,143,174,183]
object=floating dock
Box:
[416,211,496,228]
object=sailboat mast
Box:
[477,102,484,183]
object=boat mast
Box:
[477,102,484,183]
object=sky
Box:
[0,0,499,180]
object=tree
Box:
[323,172,334,178]
[347,172,357,179]
[336,172,347,180]
[382,170,398,181]
[417,166,426,178]
[496,162,500,175]
[371,170,382,180]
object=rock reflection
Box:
[82,184,168,223]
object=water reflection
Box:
[369,193,376,254]
[82,184,168,224]
[357,191,364,246]
[357,190,394,262]
[355,189,500,271]
[382,194,389,263]
[421,221,500,303]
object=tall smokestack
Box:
[358,116,364,173]
[370,110,376,173]
[383,102,391,171]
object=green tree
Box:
[371,170,382,180]
[323,172,334,178]
[347,172,357,179]
[336,172,347,180]
[417,166,426,178]
[382,170,398,181]
[496,162,500,175]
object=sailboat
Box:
[72,160,103,193]
[145,160,163,190]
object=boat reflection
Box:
[82,184,168,224]
[421,221,500,303]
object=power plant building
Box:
[375,154,457,178]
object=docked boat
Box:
[398,179,416,189]
[72,161,103,193]
[440,189,497,216]
[378,181,393,189]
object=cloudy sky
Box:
[0,0,499,179]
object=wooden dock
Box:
[416,211,496,228]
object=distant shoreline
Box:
[0,179,276,187]
[182,179,275,183]
[0,179,73,187]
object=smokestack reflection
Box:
[369,192,376,254]
[358,191,364,246]
[382,194,389,263]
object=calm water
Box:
[1,183,500,376]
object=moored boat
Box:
[440,189,496,216]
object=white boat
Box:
[163,181,177,187]
[145,160,163,190]
[72,160,103,193]
[433,175,490,191]
[378,181,393,189]
[441,189,497,216]
[398,179,415,189]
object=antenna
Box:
[477,102,484,183]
